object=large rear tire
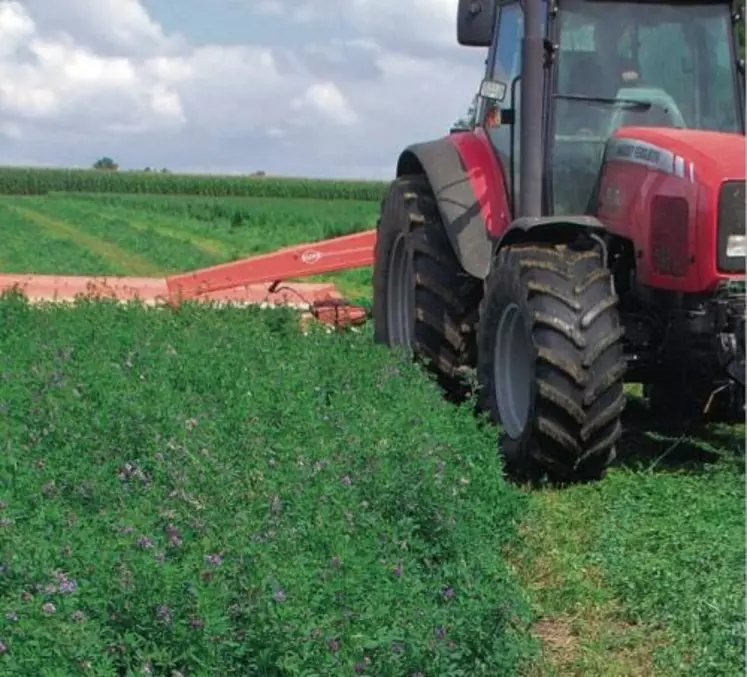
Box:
[477,240,627,484]
[373,175,482,397]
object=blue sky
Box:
[0,0,485,179]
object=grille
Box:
[717,180,746,274]
[651,195,689,277]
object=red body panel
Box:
[447,129,512,239]
[596,127,746,292]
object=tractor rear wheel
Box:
[373,175,481,398]
[477,240,627,484]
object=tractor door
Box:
[479,0,548,215]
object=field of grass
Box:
[0,172,744,675]
[0,193,379,298]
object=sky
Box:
[0,0,487,179]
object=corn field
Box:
[0,167,388,201]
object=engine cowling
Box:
[595,126,746,293]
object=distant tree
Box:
[93,156,118,171]
[161,168,171,173]
[144,167,152,172]
[251,170,266,177]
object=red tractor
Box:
[372,0,746,483]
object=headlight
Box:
[726,234,747,258]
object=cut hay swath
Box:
[0,229,377,329]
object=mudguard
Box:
[395,131,606,277]
[494,215,607,252]
[396,136,500,279]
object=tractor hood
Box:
[611,127,746,187]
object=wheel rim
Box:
[386,232,415,346]
[493,302,532,439]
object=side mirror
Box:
[457,0,498,47]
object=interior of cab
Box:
[551,0,742,215]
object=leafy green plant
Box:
[0,292,536,675]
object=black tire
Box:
[477,240,627,484]
[373,174,482,397]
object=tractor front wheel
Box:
[373,175,481,398]
[477,240,627,484]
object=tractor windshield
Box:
[551,0,743,215]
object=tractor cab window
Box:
[551,0,743,216]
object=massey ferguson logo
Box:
[614,142,661,164]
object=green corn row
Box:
[0,167,389,201]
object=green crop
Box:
[0,292,537,676]
[0,167,387,201]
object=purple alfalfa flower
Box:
[41,602,56,615]
[442,585,455,601]
[434,626,447,640]
[71,610,85,623]
[44,583,57,594]
[59,578,77,595]
[341,475,352,487]
[166,525,182,548]
[203,553,223,567]
[327,638,340,653]
[273,588,286,603]
[353,664,364,673]
[189,616,204,630]
[156,604,171,624]
[392,563,403,577]
[137,536,154,549]
[0,640,6,654]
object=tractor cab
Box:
[463,0,745,215]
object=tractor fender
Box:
[493,215,608,256]
[396,137,498,280]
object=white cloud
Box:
[0,0,487,178]
[292,82,358,126]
